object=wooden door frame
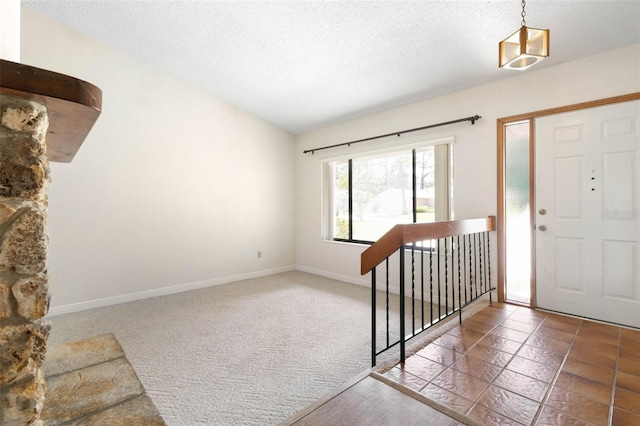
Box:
[497,92,640,307]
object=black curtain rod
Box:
[303,114,481,154]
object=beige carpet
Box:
[47,272,378,425]
[47,271,487,425]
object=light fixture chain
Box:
[521,0,527,27]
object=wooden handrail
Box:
[361,216,496,275]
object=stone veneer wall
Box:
[0,93,52,425]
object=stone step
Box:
[41,333,164,425]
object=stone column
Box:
[0,94,52,426]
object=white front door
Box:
[535,100,640,328]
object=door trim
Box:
[497,92,640,307]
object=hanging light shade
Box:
[499,1,549,70]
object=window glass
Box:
[329,143,450,243]
[333,160,349,239]
[415,147,436,223]
[352,152,412,241]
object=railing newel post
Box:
[488,230,494,303]
[487,232,490,292]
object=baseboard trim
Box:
[47,265,470,317]
[294,266,496,310]
[295,265,369,288]
[47,265,296,316]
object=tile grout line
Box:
[458,305,536,422]
[414,306,509,394]
[406,305,513,417]
[468,308,580,425]
[514,310,555,426]
[449,306,531,421]
[530,315,582,425]
[392,306,622,425]
[390,305,640,425]
[488,307,555,425]
[461,310,510,419]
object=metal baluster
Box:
[463,234,468,305]
[479,231,484,295]
[474,233,478,299]
[411,243,415,335]
[445,237,449,316]
[449,237,453,316]
[421,241,425,329]
[468,234,473,301]
[457,235,462,323]
[429,239,433,326]
[371,267,376,367]
[385,258,389,348]
[399,248,406,363]
[437,238,441,320]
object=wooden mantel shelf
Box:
[0,59,102,163]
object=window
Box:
[326,142,453,243]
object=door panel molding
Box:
[534,100,639,326]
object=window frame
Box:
[326,140,453,245]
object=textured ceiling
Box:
[23,1,640,134]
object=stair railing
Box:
[361,216,496,366]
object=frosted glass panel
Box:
[505,121,531,303]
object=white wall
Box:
[17,6,640,313]
[296,44,640,287]
[21,9,296,314]
[1,0,20,61]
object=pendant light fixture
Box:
[499,0,549,70]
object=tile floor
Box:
[383,303,640,426]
